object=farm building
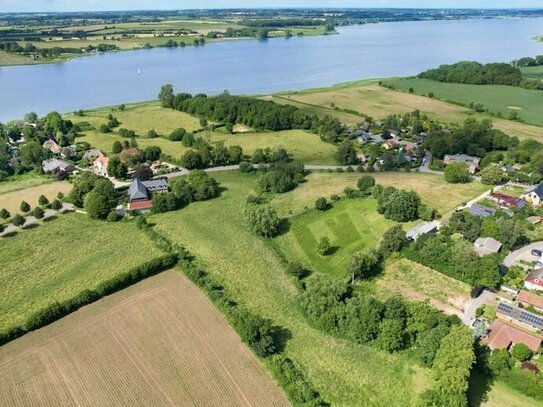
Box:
[406,221,440,241]
[525,269,543,292]
[521,184,543,207]
[491,193,526,210]
[469,204,496,218]
[128,178,169,212]
[482,319,542,352]
[443,154,480,174]
[517,290,543,313]
[473,237,502,257]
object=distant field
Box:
[0,173,59,195]
[0,271,290,407]
[272,172,489,218]
[272,80,543,141]
[0,181,72,215]
[0,214,163,333]
[152,172,431,406]
[71,103,338,164]
[522,65,543,80]
[384,78,543,126]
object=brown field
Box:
[0,181,72,214]
[0,271,290,407]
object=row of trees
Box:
[180,140,243,169]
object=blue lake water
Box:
[1,17,542,122]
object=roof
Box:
[496,301,543,331]
[526,269,543,287]
[492,193,526,209]
[527,183,543,199]
[94,155,109,166]
[469,205,496,218]
[483,319,542,352]
[406,221,440,240]
[473,237,502,256]
[142,179,169,193]
[123,147,140,157]
[83,149,103,159]
[129,200,153,211]
[43,139,61,153]
[527,216,543,225]
[518,290,543,310]
[42,159,73,173]
[129,178,150,201]
[444,154,480,166]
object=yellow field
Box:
[0,271,290,407]
[0,181,72,215]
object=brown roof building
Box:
[482,319,542,352]
[518,290,543,312]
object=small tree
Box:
[347,249,379,280]
[32,206,45,219]
[244,204,281,237]
[50,199,63,211]
[112,140,123,154]
[20,201,31,213]
[317,236,331,256]
[286,262,307,279]
[12,214,26,227]
[0,208,10,219]
[444,163,470,184]
[38,195,49,207]
[379,225,407,255]
[315,197,330,211]
[357,175,376,195]
[511,343,533,362]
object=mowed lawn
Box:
[71,103,338,164]
[272,81,543,141]
[151,172,431,407]
[272,171,489,218]
[385,78,543,127]
[275,198,407,278]
[0,181,72,215]
[0,214,164,333]
[522,65,543,80]
[0,271,290,407]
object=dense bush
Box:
[419,61,523,86]
[375,186,421,222]
[444,162,470,183]
[244,204,281,237]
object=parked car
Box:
[531,249,543,257]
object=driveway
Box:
[462,290,496,326]
[503,242,543,268]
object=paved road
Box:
[503,241,543,268]
[461,290,496,326]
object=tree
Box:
[107,156,128,179]
[112,141,123,154]
[20,201,31,213]
[144,146,162,162]
[180,150,203,170]
[169,127,186,141]
[336,141,357,165]
[357,175,375,195]
[479,165,507,185]
[286,262,307,279]
[377,319,405,352]
[199,116,208,129]
[50,199,63,211]
[379,225,407,255]
[133,165,153,181]
[315,197,330,211]
[317,236,331,256]
[84,179,116,220]
[256,28,269,40]
[24,111,38,122]
[347,250,379,280]
[169,177,193,206]
[244,204,281,237]
[12,214,25,227]
[158,84,174,108]
[444,162,470,184]
[488,348,513,376]
[152,192,179,213]
[379,190,420,222]
[186,170,220,201]
[32,206,44,219]
[227,145,243,164]
[0,208,10,219]
[511,343,533,362]
[38,195,49,207]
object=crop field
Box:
[0,181,72,215]
[272,81,543,141]
[0,271,290,407]
[384,78,543,127]
[71,103,338,164]
[151,172,432,407]
[0,214,164,334]
[271,171,489,218]
[275,198,407,278]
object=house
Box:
[443,154,481,174]
[93,156,110,177]
[482,319,542,352]
[501,284,520,296]
[83,149,103,161]
[469,204,497,218]
[406,221,440,241]
[383,140,397,150]
[41,158,75,174]
[473,237,502,257]
[389,129,400,138]
[496,301,543,332]
[492,193,526,210]
[518,290,543,313]
[521,184,543,207]
[356,153,368,163]
[128,178,169,212]
[120,147,141,163]
[42,139,61,154]
[356,133,373,144]
[527,216,543,225]
[360,122,371,132]
[525,269,543,291]
[61,145,77,159]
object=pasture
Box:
[522,66,543,81]
[272,80,543,141]
[0,271,290,407]
[384,78,543,127]
[151,172,431,406]
[70,103,338,164]
[0,214,163,334]
[0,180,72,215]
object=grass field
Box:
[522,66,543,80]
[0,173,60,195]
[151,172,431,407]
[70,102,338,164]
[272,171,489,218]
[0,214,164,333]
[0,181,72,215]
[275,197,408,278]
[272,80,543,141]
[0,271,290,407]
[384,78,543,127]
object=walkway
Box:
[0,203,74,237]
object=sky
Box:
[1,1,542,13]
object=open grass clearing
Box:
[0,181,72,215]
[522,65,543,80]
[272,171,489,218]
[0,173,59,195]
[0,270,290,407]
[0,213,164,333]
[151,172,431,406]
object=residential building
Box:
[41,158,75,174]
[491,193,526,210]
[93,156,110,177]
[469,204,496,218]
[42,139,61,154]
[83,149,103,161]
[482,319,542,352]
[527,216,543,225]
[383,140,397,150]
[406,221,440,241]
[518,290,543,313]
[473,237,502,257]
[120,147,141,163]
[128,178,169,212]
[522,184,543,207]
[360,122,371,132]
[443,154,481,174]
[496,301,543,332]
[525,269,543,291]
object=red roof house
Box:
[482,319,542,352]
[518,290,543,312]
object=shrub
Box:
[314,197,330,211]
[317,236,331,256]
[244,204,281,237]
[357,175,376,195]
[286,262,308,280]
[38,195,49,206]
[239,161,254,173]
[107,211,121,222]
[32,206,44,219]
[20,201,31,213]
[12,214,25,227]
[511,343,533,362]
[0,208,10,219]
[50,199,63,211]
